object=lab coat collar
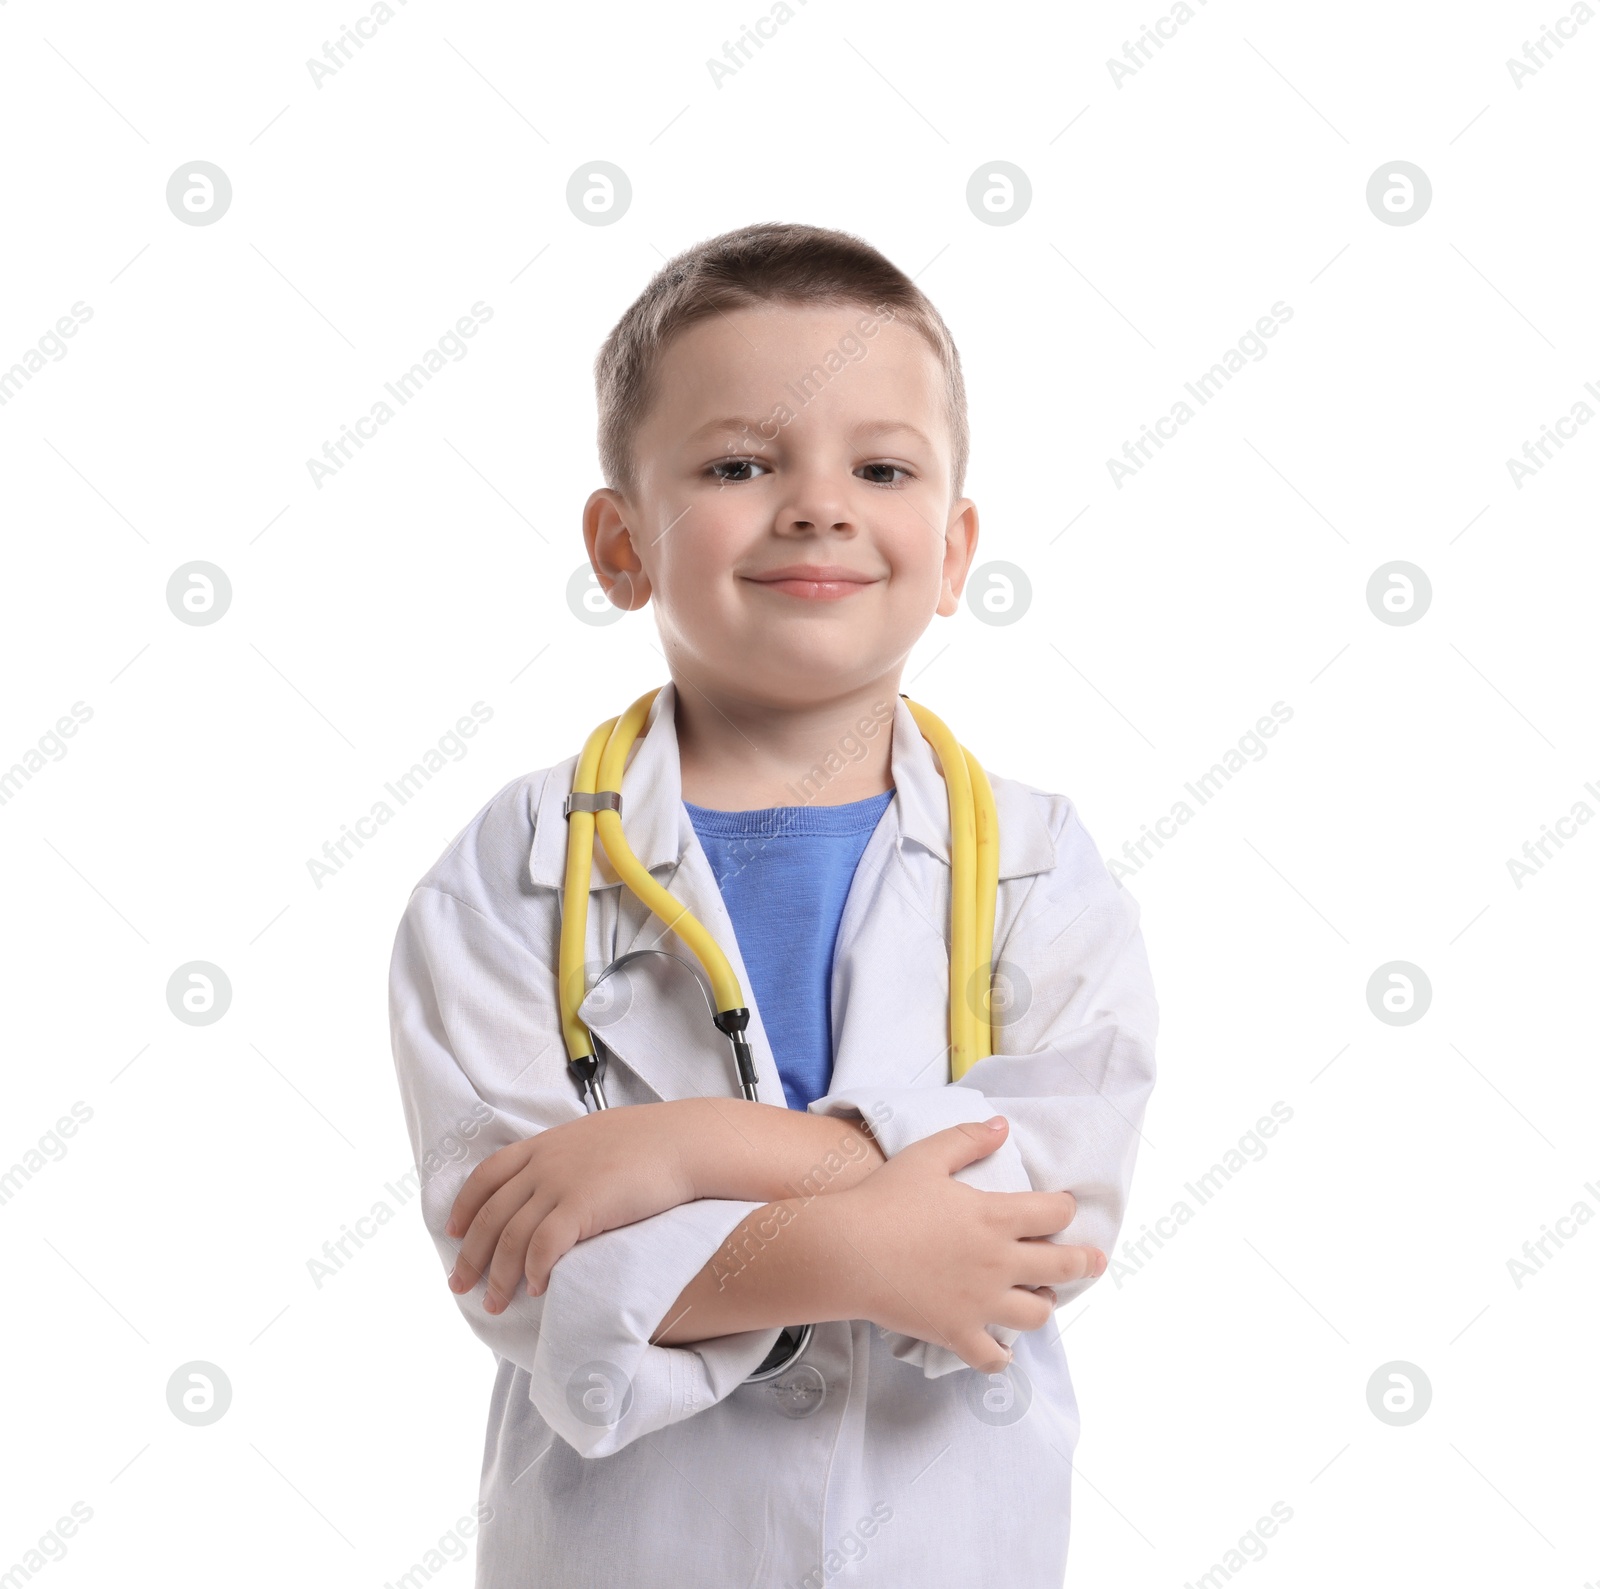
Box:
[526,679,1059,891]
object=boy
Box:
[388,222,1159,1587]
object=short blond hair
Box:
[594,221,969,499]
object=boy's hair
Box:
[594,222,969,500]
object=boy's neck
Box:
[672,672,900,811]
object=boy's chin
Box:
[705,653,880,694]
[785,673,867,700]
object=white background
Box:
[2,1,1596,1585]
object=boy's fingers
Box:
[483,1235,534,1305]
[990,1287,1057,1333]
[448,1140,528,1230]
[524,1210,583,1296]
[450,1182,552,1293]
[445,1138,535,1238]
[1012,1241,1103,1290]
[444,1182,482,1242]
[482,1201,551,1312]
[996,1189,1077,1237]
[449,1208,504,1291]
[901,1117,1010,1177]
[956,1329,1014,1376]
[1052,1245,1106,1285]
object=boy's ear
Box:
[583,488,653,611]
[935,497,979,618]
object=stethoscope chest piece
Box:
[744,1322,814,1383]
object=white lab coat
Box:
[387,682,1158,1588]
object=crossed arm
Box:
[444,1098,1105,1373]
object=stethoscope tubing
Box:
[557,687,1000,1109]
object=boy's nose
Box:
[775,479,855,535]
[780,518,857,537]
[779,509,854,535]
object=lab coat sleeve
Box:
[388,882,785,1456]
[812,797,1159,1376]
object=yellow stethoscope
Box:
[558,685,1000,1111]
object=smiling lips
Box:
[744,564,878,601]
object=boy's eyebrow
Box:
[687,416,773,441]
[684,417,936,449]
[851,419,935,450]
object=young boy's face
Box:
[585,302,977,708]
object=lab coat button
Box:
[767,1364,826,1418]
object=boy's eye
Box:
[709,457,767,483]
[857,462,911,486]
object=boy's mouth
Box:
[743,564,878,602]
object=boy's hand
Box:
[834,1116,1104,1373]
[445,1098,887,1315]
[445,1101,704,1312]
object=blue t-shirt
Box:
[685,789,895,1111]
